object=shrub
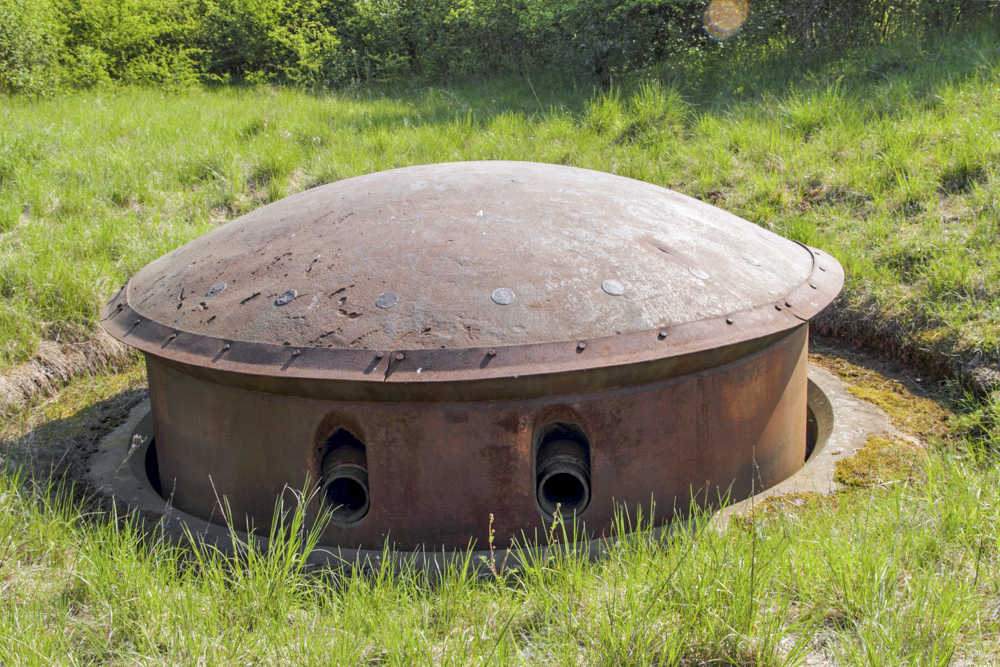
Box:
[0,0,65,95]
[2,0,997,92]
[550,0,706,83]
[199,0,345,85]
[55,0,204,86]
[746,0,998,55]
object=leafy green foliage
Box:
[0,0,65,95]
[198,0,344,85]
[55,0,204,86]
[2,0,996,90]
[751,0,994,53]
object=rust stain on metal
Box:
[100,161,845,552]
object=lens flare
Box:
[704,0,749,39]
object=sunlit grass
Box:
[1,21,1000,666]
[2,426,1000,664]
[0,343,996,664]
[1,27,999,382]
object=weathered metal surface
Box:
[147,325,809,550]
[100,243,841,400]
[116,162,815,354]
[99,161,845,551]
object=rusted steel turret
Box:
[101,161,844,551]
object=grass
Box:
[1,26,999,402]
[1,350,999,664]
[3,23,1000,666]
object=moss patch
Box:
[810,349,953,441]
[1,362,147,482]
[834,435,925,488]
[843,383,949,441]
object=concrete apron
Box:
[85,364,907,573]
[716,363,918,526]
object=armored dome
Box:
[99,161,844,553]
[105,162,840,390]
[127,160,826,347]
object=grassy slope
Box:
[1,352,999,665]
[2,26,1000,665]
[1,28,999,390]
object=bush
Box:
[336,0,706,83]
[61,45,113,88]
[746,0,998,55]
[340,0,494,81]
[199,0,345,85]
[55,0,204,86]
[1,0,997,93]
[0,0,64,95]
[549,0,706,82]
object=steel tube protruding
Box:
[320,437,370,524]
[537,438,591,517]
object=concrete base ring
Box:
[84,364,905,572]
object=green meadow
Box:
[1,16,1000,667]
[2,29,998,390]
[0,350,998,664]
